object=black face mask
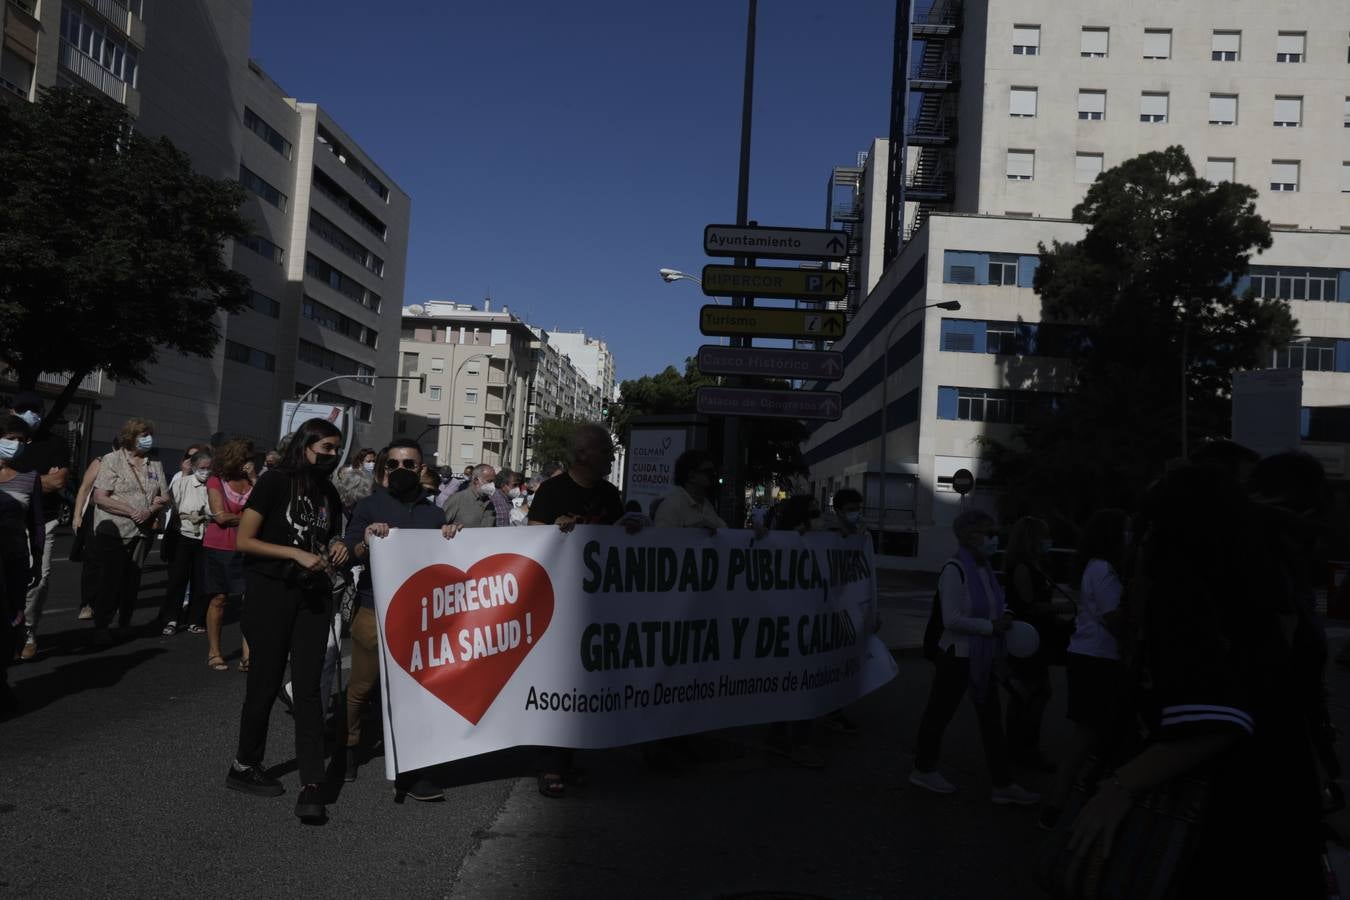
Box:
[312,451,341,474]
[387,468,423,502]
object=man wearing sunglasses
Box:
[344,438,461,799]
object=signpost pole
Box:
[722,0,756,529]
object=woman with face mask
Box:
[227,418,349,822]
[156,449,214,636]
[0,416,43,710]
[90,418,170,644]
[909,509,1040,807]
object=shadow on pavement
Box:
[7,647,166,719]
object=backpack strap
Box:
[940,558,965,583]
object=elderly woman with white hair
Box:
[908,508,1040,807]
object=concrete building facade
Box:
[1,0,409,466]
[804,0,1350,567]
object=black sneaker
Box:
[295,784,326,821]
[401,776,444,802]
[344,747,359,783]
[225,764,284,798]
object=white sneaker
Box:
[992,783,1041,806]
[908,769,957,794]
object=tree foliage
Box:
[987,146,1296,522]
[0,88,252,423]
[529,416,586,471]
[612,358,808,490]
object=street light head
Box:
[659,268,680,282]
[936,301,961,311]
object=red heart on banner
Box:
[384,554,554,725]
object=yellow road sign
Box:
[699,305,847,340]
[701,265,847,301]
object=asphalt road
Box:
[5,535,1350,898]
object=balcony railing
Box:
[58,39,125,103]
[81,0,132,31]
[1,368,109,396]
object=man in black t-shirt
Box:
[527,424,624,530]
[10,392,69,660]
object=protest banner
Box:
[369,525,897,778]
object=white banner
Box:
[369,526,896,777]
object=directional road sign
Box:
[697,345,844,381]
[696,387,842,421]
[699,305,847,341]
[701,265,847,301]
[704,224,849,262]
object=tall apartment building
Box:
[0,0,409,465]
[545,331,616,402]
[803,0,1350,566]
[398,302,608,474]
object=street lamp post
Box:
[658,269,727,346]
[877,300,960,549]
[442,352,492,466]
[285,372,423,466]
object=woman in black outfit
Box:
[224,418,349,822]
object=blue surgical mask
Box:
[16,410,40,430]
[982,535,1000,556]
[844,511,863,526]
[136,435,154,451]
[0,438,22,460]
[362,461,375,473]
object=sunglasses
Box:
[384,459,420,470]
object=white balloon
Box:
[1005,621,1040,659]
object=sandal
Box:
[160,623,177,637]
[238,658,250,673]
[207,654,228,671]
[186,625,206,635]
[536,772,565,798]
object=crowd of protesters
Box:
[1,398,1345,893]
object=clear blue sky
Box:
[250,1,896,382]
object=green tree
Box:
[0,88,252,424]
[987,146,1295,521]
[529,416,587,471]
[612,358,807,490]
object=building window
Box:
[1208,94,1238,125]
[247,291,280,318]
[1080,27,1109,58]
[1012,24,1040,56]
[943,251,1040,287]
[428,385,442,401]
[1139,92,1169,123]
[1212,30,1240,61]
[224,340,276,372]
[1206,158,1236,183]
[1077,90,1106,120]
[0,48,34,98]
[465,388,479,405]
[1075,152,1104,184]
[311,167,388,241]
[462,415,476,429]
[238,234,283,265]
[1009,86,1037,118]
[59,6,139,87]
[309,211,385,277]
[1273,340,1337,371]
[1247,268,1340,301]
[1143,29,1172,59]
[430,357,445,373]
[1273,96,1303,127]
[315,124,390,202]
[302,295,378,348]
[937,387,1034,425]
[1006,149,1034,181]
[1276,32,1306,63]
[1343,162,1350,194]
[949,265,976,284]
[988,259,1018,285]
[1270,160,1300,192]
[466,362,481,375]
[1344,97,1350,127]
[239,165,287,211]
[243,107,292,159]
[460,443,474,460]
[297,339,374,378]
[303,253,381,312]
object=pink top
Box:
[203,475,252,551]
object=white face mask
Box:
[508,486,522,499]
[0,438,22,460]
[479,481,497,497]
[511,496,525,509]
[362,461,375,473]
[136,435,154,452]
[16,410,40,430]
[194,469,211,483]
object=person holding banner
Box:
[226,417,348,823]
[527,422,628,797]
[909,509,1040,807]
[345,437,463,798]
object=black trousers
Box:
[235,571,331,785]
[92,525,145,630]
[1,550,27,682]
[914,648,1012,788]
[157,537,203,627]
